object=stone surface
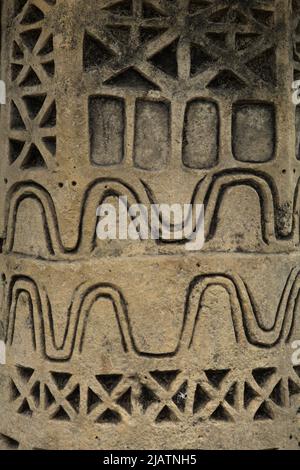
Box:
[0,0,300,450]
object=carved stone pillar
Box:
[0,0,300,450]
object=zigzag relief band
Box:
[1,0,300,451]
[3,365,300,425]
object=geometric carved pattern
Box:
[9,0,56,168]
[0,432,20,450]
[83,0,278,170]
[5,269,300,360]
[85,0,277,86]
[0,0,299,452]
[8,366,300,424]
[4,173,300,258]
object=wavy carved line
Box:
[3,171,300,256]
[6,277,135,361]
[4,269,300,360]
[4,179,142,256]
[181,269,300,349]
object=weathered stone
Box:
[0,0,300,450]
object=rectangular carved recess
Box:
[0,0,300,451]
[85,0,281,170]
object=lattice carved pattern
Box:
[9,0,57,169]
[8,365,300,424]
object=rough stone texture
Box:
[0,0,300,450]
